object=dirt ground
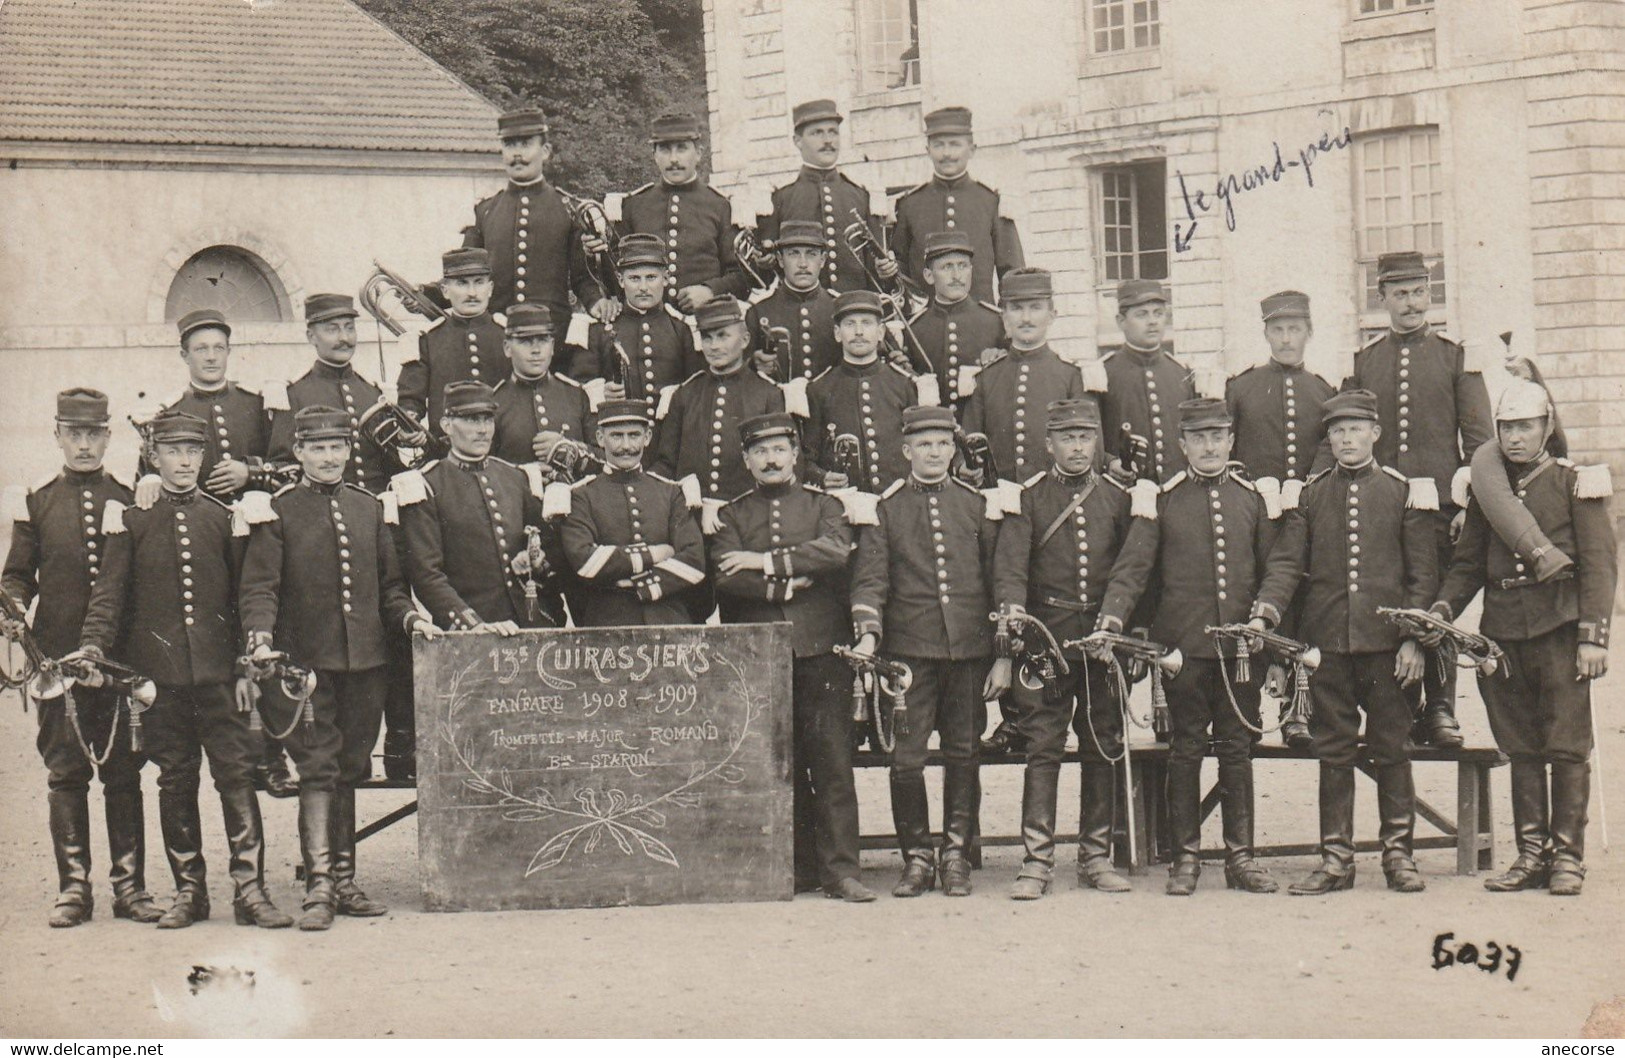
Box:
[2,660,1622,1039]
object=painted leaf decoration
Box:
[502,808,549,822]
[584,824,605,854]
[630,807,667,828]
[636,830,680,868]
[575,787,600,815]
[668,792,702,808]
[608,822,635,855]
[607,788,629,815]
[526,828,579,875]
[718,764,746,783]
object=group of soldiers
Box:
[3,98,1615,926]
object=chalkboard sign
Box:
[414,623,794,912]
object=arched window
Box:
[164,245,289,323]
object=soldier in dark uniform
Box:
[397,381,562,632]
[461,106,615,328]
[1252,390,1438,895]
[1097,398,1283,896]
[558,400,706,626]
[989,399,1136,898]
[1340,250,1493,748]
[611,111,748,314]
[711,412,873,902]
[1225,290,1336,748]
[492,304,597,468]
[653,297,786,533]
[850,405,1007,898]
[884,106,1023,304]
[1433,379,1616,896]
[803,290,922,495]
[961,268,1089,484]
[80,411,285,929]
[2,389,159,927]
[744,221,841,384]
[239,406,436,930]
[758,99,876,295]
[395,248,509,444]
[905,231,1005,410]
[572,234,701,407]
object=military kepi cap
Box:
[792,99,843,131]
[442,248,492,278]
[1116,278,1167,309]
[148,410,209,444]
[616,232,667,270]
[1322,389,1380,425]
[443,380,498,417]
[739,412,798,449]
[923,231,975,261]
[1178,398,1232,431]
[999,268,1054,304]
[1260,290,1310,322]
[775,220,827,250]
[505,303,554,337]
[177,308,231,344]
[649,111,703,144]
[305,293,358,325]
[832,289,885,322]
[1377,251,1429,283]
[596,399,652,428]
[56,388,110,426]
[293,405,353,443]
[923,106,973,137]
[901,404,958,436]
[694,296,746,332]
[498,107,549,139]
[1046,399,1101,432]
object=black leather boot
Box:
[256,742,300,799]
[156,790,210,928]
[939,763,976,896]
[381,726,416,783]
[105,788,161,922]
[1011,763,1059,900]
[1077,762,1131,892]
[1281,719,1313,750]
[1414,662,1463,748]
[889,771,935,896]
[331,785,387,916]
[1164,758,1202,896]
[1290,764,1357,894]
[297,788,337,930]
[220,786,293,928]
[47,790,94,928]
[979,718,1027,756]
[1548,761,1589,897]
[1377,762,1425,892]
[1219,761,1277,893]
[1485,761,1550,892]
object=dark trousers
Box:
[889,656,988,864]
[1417,510,1459,712]
[1016,658,1123,872]
[263,667,387,791]
[1164,657,1260,768]
[382,626,415,759]
[1310,651,1412,767]
[792,653,861,888]
[144,683,260,795]
[36,685,144,795]
[1482,622,1593,765]
[37,686,149,903]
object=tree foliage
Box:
[358,0,706,196]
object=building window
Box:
[1354,127,1445,312]
[856,0,920,93]
[165,245,288,323]
[1098,160,1168,283]
[1358,0,1432,14]
[1090,0,1160,54]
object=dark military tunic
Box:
[81,488,242,687]
[745,283,840,382]
[138,383,274,499]
[395,456,555,630]
[559,467,705,626]
[1342,325,1492,504]
[850,476,997,660]
[908,296,1005,407]
[890,174,1023,302]
[266,359,393,494]
[760,166,875,295]
[1101,468,1280,659]
[711,482,853,658]
[652,366,786,502]
[804,359,916,494]
[491,372,596,466]
[962,345,1087,483]
[1226,360,1336,483]
[992,468,1133,649]
[396,311,510,432]
[462,180,604,317]
[575,306,701,405]
[3,470,132,657]
[616,179,749,300]
[1099,345,1197,485]
[238,479,419,672]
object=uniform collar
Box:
[1052,466,1093,489]
[840,355,882,374]
[755,479,798,498]
[62,467,106,485]
[161,486,198,505]
[310,358,355,380]
[1188,465,1228,484]
[931,171,970,189]
[189,380,230,397]
[448,452,489,472]
[1336,458,1376,478]
[1512,451,1552,485]
[605,462,643,478]
[1122,342,1162,361]
[445,310,486,327]
[302,477,344,496]
[933,294,972,314]
[799,164,841,183]
[780,282,826,303]
[707,362,747,380]
[507,175,549,192]
[660,176,700,192]
[1267,357,1306,373]
[909,473,948,493]
[1389,321,1429,340]
[1010,342,1052,359]
[510,369,552,386]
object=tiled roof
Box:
[0,0,499,153]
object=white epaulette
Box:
[422,316,445,333]
[1079,357,1108,393]
[604,189,634,223]
[1574,462,1614,499]
[380,491,400,526]
[1406,475,1439,511]
[677,474,702,509]
[390,465,432,506]
[237,490,278,526]
[1193,366,1227,400]
[1023,471,1047,488]
[102,499,127,535]
[880,479,906,501]
[912,371,941,408]
[542,480,573,519]
[262,380,290,412]
[981,478,1021,520]
[520,462,546,500]
[1130,479,1160,520]
[1253,476,1282,519]
[565,312,591,349]
[655,381,685,421]
[492,311,507,328]
[782,376,811,418]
